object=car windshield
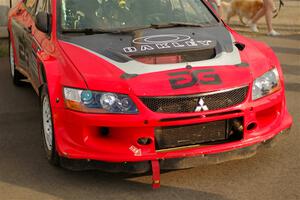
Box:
[60,0,218,32]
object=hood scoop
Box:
[61,26,235,66]
[123,32,218,64]
[129,48,216,64]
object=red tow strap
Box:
[151,160,161,189]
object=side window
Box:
[36,0,51,14]
[24,0,38,14]
[35,0,52,36]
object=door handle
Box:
[24,26,32,34]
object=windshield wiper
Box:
[61,22,213,35]
[116,22,211,33]
[150,22,206,28]
[61,28,122,35]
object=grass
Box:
[0,39,8,58]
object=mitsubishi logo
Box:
[195,98,209,112]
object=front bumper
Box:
[59,127,291,172]
[53,89,292,166]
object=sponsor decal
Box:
[133,34,191,45]
[195,98,209,112]
[123,34,213,53]
[129,145,142,156]
[168,68,222,89]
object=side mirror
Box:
[35,12,51,34]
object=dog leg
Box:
[239,15,247,26]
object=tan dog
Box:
[221,0,263,25]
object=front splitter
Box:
[59,127,291,188]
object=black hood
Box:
[60,25,234,63]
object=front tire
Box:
[41,85,60,166]
[9,41,24,86]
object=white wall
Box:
[0,0,19,7]
[0,0,18,37]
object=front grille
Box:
[155,118,244,150]
[140,86,248,113]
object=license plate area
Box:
[155,118,243,151]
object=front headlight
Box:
[63,87,138,114]
[252,68,281,100]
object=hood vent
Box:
[130,48,216,64]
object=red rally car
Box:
[8,0,292,188]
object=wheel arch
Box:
[38,62,47,95]
[36,55,63,109]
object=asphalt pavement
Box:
[0,34,299,200]
[0,4,300,200]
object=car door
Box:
[11,0,38,73]
[29,0,52,87]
